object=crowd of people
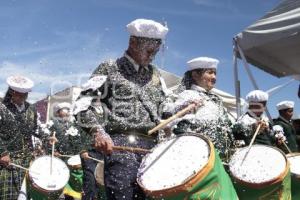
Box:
[0,18,299,200]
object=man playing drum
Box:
[75,19,169,200]
[0,75,54,200]
[274,100,299,153]
[233,90,274,146]
[50,102,95,200]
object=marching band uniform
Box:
[50,102,86,156]
[0,75,37,200]
[50,102,98,200]
[233,90,274,146]
[165,57,235,161]
[273,101,298,153]
[75,19,169,200]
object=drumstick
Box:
[59,155,73,158]
[9,163,39,175]
[241,123,262,165]
[282,141,292,153]
[113,146,151,154]
[50,131,56,175]
[148,103,198,135]
[9,163,30,171]
[86,156,103,163]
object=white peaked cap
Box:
[246,90,269,102]
[6,75,34,93]
[276,101,294,111]
[55,102,71,113]
[187,57,219,71]
[126,18,168,39]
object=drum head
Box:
[29,156,70,191]
[67,155,82,169]
[287,153,300,175]
[229,145,287,184]
[137,135,210,191]
[94,160,105,186]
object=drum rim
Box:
[229,144,289,188]
[67,155,82,170]
[286,152,300,177]
[137,133,214,198]
[28,155,70,192]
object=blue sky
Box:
[0,0,298,118]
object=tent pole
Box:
[233,39,241,119]
[235,39,273,123]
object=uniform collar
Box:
[11,101,25,112]
[124,52,149,72]
[191,84,211,93]
[279,115,291,124]
[247,109,261,120]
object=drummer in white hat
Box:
[75,18,169,200]
[232,90,274,147]
[163,56,236,161]
[0,75,36,199]
[273,100,298,153]
[54,102,72,121]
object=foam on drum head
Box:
[229,145,286,184]
[67,155,81,166]
[287,155,300,175]
[29,156,70,191]
[138,136,210,191]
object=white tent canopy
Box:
[235,0,300,78]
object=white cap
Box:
[187,57,219,71]
[126,19,168,39]
[276,100,294,111]
[246,90,268,102]
[273,125,284,132]
[6,75,34,93]
[54,102,71,113]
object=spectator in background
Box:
[292,114,300,150]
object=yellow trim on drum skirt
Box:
[63,183,82,199]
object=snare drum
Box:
[229,145,291,200]
[27,156,70,200]
[287,153,300,199]
[137,135,238,200]
[64,155,83,195]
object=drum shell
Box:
[287,153,300,199]
[137,134,238,200]
[230,145,291,200]
[27,156,70,200]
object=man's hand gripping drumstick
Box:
[93,127,152,155]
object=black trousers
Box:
[104,134,156,200]
[81,149,104,200]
